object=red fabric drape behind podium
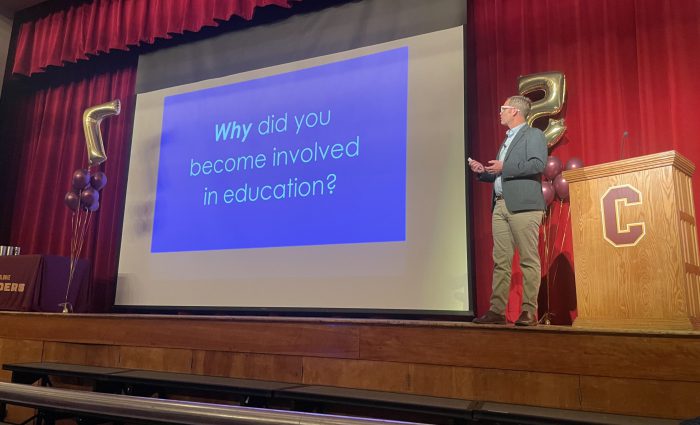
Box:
[468,0,700,322]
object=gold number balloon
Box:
[82,100,121,166]
[518,72,566,149]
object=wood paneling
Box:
[563,151,695,183]
[0,338,44,425]
[118,346,192,373]
[452,367,581,410]
[5,406,35,424]
[301,358,581,411]
[570,168,683,321]
[564,152,700,329]
[302,358,410,393]
[580,376,700,419]
[42,342,119,367]
[0,314,359,358]
[360,325,700,381]
[408,363,454,398]
[0,337,43,382]
[0,313,698,419]
[191,350,302,383]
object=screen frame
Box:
[113,0,475,319]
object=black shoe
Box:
[514,311,538,326]
[472,310,506,325]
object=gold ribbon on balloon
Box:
[518,72,567,149]
[82,100,121,166]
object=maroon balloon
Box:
[90,171,107,191]
[554,173,569,200]
[80,187,100,208]
[543,156,562,180]
[64,191,80,211]
[542,181,555,206]
[71,169,90,191]
[565,157,584,170]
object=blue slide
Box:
[151,47,408,252]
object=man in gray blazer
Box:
[468,95,547,326]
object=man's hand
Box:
[484,160,503,174]
[468,158,485,173]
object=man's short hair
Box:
[507,95,532,118]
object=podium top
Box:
[563,150,695,183]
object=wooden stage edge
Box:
[0,312,697,420]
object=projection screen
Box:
[116,21,470,313]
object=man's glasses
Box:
[500,106,518,113]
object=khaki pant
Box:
[490,199,543,314]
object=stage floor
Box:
[0,312,697,420]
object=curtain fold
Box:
[4,0,298,311]
[5,59,137,311]
[13,0,295,76]
[469,0,700,323]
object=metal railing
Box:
[0,382,428,425]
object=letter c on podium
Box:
[601,185,646,247]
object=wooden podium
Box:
[563,151,700,330]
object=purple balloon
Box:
[90,171,107,191]
[64,191,80,211]
[554,173,569,200]
[80,187,100,208]
[88,200,100,212]
[543,156,562,181]
[71,169,90,191]
[565,157,584,170]
[542,181,555,206]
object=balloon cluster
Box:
[64,169,107,212]
[541,157,583,205]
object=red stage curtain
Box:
[8,0,699,316]
[468,0,700,323]
[5,59,137,311]
[4,0,298,311]
[13,0,295,76]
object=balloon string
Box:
[68,206,82,305]
[545,201,552,270]
[551,202,571,288]
[73,208,91,301]
[65,194,93,308]
[542,204,551,320]
[67,211,81,306]
[66,205,80,305]
[549,199,564,267]
[68,211,76,290]
[559,202,571,253]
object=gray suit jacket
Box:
[478,125,547,212]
